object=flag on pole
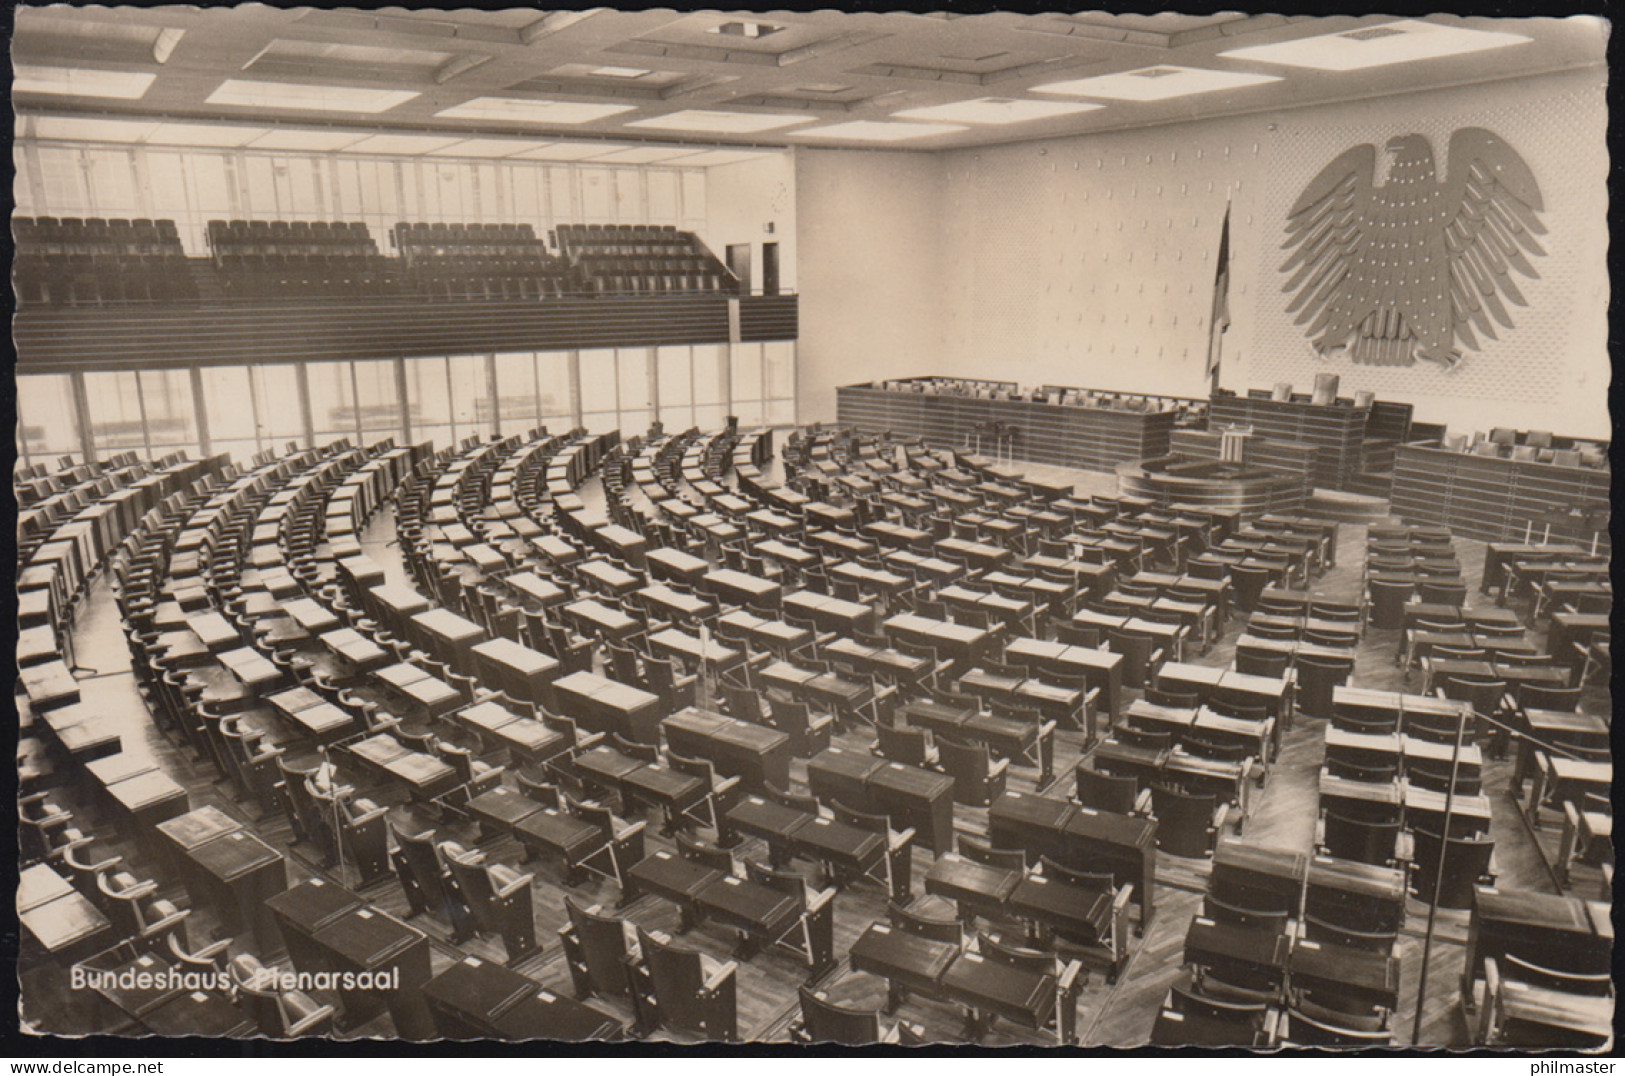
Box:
[1207,203,1232,390]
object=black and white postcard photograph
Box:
[11,5,1613,1052]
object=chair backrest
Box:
[1143,686,1201,709]
[1114,725,1173,751]
[1294,653,1353,717]
[763,779,821,815]
[1302,912,1399,953]
[1151,784,1219,858]
[796,985,882,1045]
[1201,893,1289,933]
[636,927,713,1028]
[441,844,496,917]
[1233,649,1290,678]
[564,793,616,838]
[565,896,634,997]
[876,723,931,767]
[1038,855,1115,892]
[976,931,1056,977]
[1409,825,1494,908]
[887,900,963,944]
[1285,1007,1391,1046]
[936,735,996,805]
[676,831,736,874]
[1516,683,1582,712]
[830,798,892,834]
[1321,808,1400,865]
[1227,566,1271,612]
[956,832,1027,871]
[1075,766,1141,814]
[722,681,762,723]
[1170,983,1268,1029]
[743,859,807,904]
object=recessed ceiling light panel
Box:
[436,97,637,124]
[147,123,267,148]
[1032,65,1280,101]
[589,145,704,164]
[344,134,463,155]
[793,120,967,142]
[207,79,419,113]
[249,129,366,151]
[626,109,814,134]
[14,65,156,100]
[425,138,532,157]
[29,116,160,142]
[892,97,1103,125]
[591,65,652,78]
[666,149,777,167]
[508,142,627,161]
[1218,19,1532,71]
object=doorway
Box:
[762,242,780,296]
[725,244,751,295]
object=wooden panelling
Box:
[1208,395,1370,490]
[1391,443,1611,549]
[14,295,797,372]
[837,385,1190,473]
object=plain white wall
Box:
[704,153,797,295]
[796,66,1608,439]
[794,147,947,423]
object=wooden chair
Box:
[767,695,835,758]
[560,896,636,999]
[1106,628,1166,689]
[1075,765,1151,815]
[936,735,1008,807]
[1294,653,1352,719]
[1319,808,1401,865]
[876,722,938,768]
[440,841,540,961]
[1408,826,1495,908]
[389,822,472,937]
[956,832,1027,871]
[791,982,925,1045]
[629,927,739,1041]
[1233,648,1290,678]
[1151,784,1227,859]
[230,954,336,1036]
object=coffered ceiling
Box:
[11,7,1608,162]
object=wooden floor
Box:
[22,449,1610,1046]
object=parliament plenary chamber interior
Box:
[12,7,1613,1050]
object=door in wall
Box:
[762,243,779,297]
[725,244,751,295]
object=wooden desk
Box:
[1306,854,1407,933]
[265,876,363,978]
[782,589,873,635]
[553,670,664,745]
[1212,838,1306,913]
[410,608,487,671]
[1006,636,1124,726]
[563,598,640,642]
[646,547,710,586]
[702,568,783,609]
[577,558,641,598]
[662,707,791,789]
[884,614,991,666]
[504,571,568,610]
[1290,937,1400,1011]
[471,637,560,708]
[1062,805,1157,930]
[1462,888,1607,1008]
[180,829,287,951]
[320,627,389,672]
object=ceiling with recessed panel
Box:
[11,7,1606,163]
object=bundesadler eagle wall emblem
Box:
[1281,128,1545,369]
